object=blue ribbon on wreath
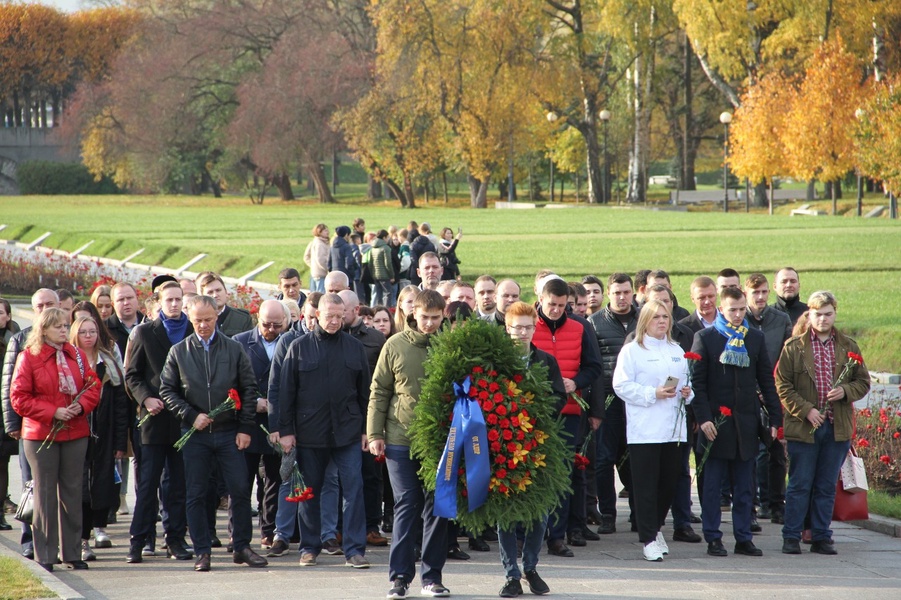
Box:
[434,375,490,518]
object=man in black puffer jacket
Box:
[587,273,638,535]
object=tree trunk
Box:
[753,181,767,208]
[367,175,382,199]
[274,172,294,200]
[402,172,415,208]
[806,180,817,201]
[467,173,489,208]
[682,37,697,191]
[580,102,603,204]
[768,179,774,215]
[831,181,837,215]
[308,163,336,203]
[442,172,449,204]
[384,178,407,206]
[627,50,649,203]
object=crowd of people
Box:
[0,218,871,599]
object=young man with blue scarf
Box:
[689,287,782,558]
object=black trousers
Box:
[629,442,681,545]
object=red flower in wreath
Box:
[496,404,508,417]
[516,430,525,441]
[490,441,502,453]
[488,430,500,442]
[506,442,517,453]
[493,392,504,403]
[489,370,498,377]
[489,382,500,393]
[486,414,498,425]
[482,400,495,412]
[478,390,490,401]
[495,454,507,464]
[499,418,511,429]
[507,459,516,470]
[513,374,523,383]
[477,378,488,389]
[495,468,508,479]
[472,366,484,374]
[502,430,513,441]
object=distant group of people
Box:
[0,219,871,598]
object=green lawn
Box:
[0,557,54,600]
[1,194,899,370]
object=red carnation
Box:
[894,432,900,439]
[488,430,500,442]
[495,468,507,479]
[495,454,507,464]
[502,429,513,441]
[719,406,732,417]
[461,488,468,497]
[469,387,478,398]
[496,404,507,416]
[880,455,892,465]
[513,374,523,383]
[511,402,518,412]
[472,366,484,374]
[478,390,490,401]
[848,352,864,363]
[493,392,504,402]
[227,388,242,411]
[482,400,495,412]
[490,441,502,453]
[458,467,464,476]
[776,427,784,440]
[507,459,516,470]
[486,414,498,425]
[489,370,498,377]
[489,382,500,393]
[511,417,520,427]
[684,352,702,362]
[857,438,870,448]
[516,430,525,441]
[374,454,386,464]
[499,418,511,429]
[506,442,517,453]
[498,484,508,494]
[478,378,488,389]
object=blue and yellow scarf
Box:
[713,311,750,368]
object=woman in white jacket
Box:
[303,223,330,292]
[613,299,693,562]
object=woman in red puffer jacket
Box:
[11,308,100,572]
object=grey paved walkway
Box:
[3,476,901,600]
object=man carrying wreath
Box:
[776,291,869,556]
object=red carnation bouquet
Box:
[259,425,314,503]
[695,406,732,479]
[174,388,242,451]
[834,352,864,388]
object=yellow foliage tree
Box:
[728,71,795,212]
[854,77,901,199]
[782,38,866,214]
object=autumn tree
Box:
[782,38,866,214]
[854,76,901,200]
[728,71,795,213]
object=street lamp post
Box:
[720,111,732,213]
[546,112,558,202]
[599,109,611,204]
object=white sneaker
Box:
[643,540,663,562]
[655,531,669,555]
[94,528,112,548]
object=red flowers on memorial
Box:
[174,388,242,451]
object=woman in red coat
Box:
[11,308,100,571]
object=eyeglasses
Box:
[508,325,535,333]
[78,330,98,337]
[260,322,282,329]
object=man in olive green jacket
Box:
[775,290,870,556]
[367,290,450,599]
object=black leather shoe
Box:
[586,505,603,526]
[126,541,143,564]
[597,515,616,534]
[468,537,490,552]
[0,516,12,531]
[447,546,470,560]
[381,515,393,533]
[782,538,802,554]
[166,539,193,560]
[567,529,587,547]
[547,540,573,557]
[672,527,702,543]
[66,560,89,570]
[771,510,785,524]
[524,570,550,595]
[750,518,762,532]
[39,562,53,572]
[810,540,837,555]
[499,577,523,597]
[734,541,763,556]
[756,506,772,520]
[482,528,498,542]
[194,553,211,572]
[690,513,702,524]
[234,547,268,568]
[210,535,222,548]
[581,526,600,541]
[707,540,728,557]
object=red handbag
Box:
[832,479,868,521]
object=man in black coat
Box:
[690,287,782,559]
[123,282,192,563]
[233,300,289,550]
[160,294,267,572]
[278,294,371,568]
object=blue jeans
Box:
[498,516,547,579]
[298,444,365,558]
[386,444,447,585]
[783,420,850,542]
[319,461,340,541]
[18,440,33,552]
[273,479,300,543]
[129,442,186,546]
[372,280,393,307]
[701,455,754,543]
[310,277,325,293]
[182,429,252,555]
